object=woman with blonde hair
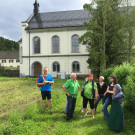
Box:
[94,76,107,111]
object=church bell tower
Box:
[33,0,39,15]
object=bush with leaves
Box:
[101,64,135,113]
[100,67,114,84]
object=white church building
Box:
[19,0,91,78]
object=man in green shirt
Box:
[83,74,98,118]
[62,73,80,122]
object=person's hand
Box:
[67,93,71,96]
[48,81,52,84]
[43,81,48,85]
[104,92,106,96]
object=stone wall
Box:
[5,70,19,77]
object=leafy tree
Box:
[122,0,135,63]
[79,0,127,76]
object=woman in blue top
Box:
[103,75,117,120]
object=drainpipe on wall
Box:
[29,31,31,77]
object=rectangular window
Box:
[9,60,14,63]
[16,60,20,63]
[2,60,6,63]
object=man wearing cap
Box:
[106,84,125,133]
[62,73,80,122]
[83,74,98,118]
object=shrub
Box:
[124,73,135,112]
[0,70,7,76]
[101,64,135,113]
[100,67,114,84]
[113,65,133,87]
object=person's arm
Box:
[62,86,71,96]
[37,76,49,86]
[104,86,109,96]
[78,82,80,91]
[37,81,49,86]
[48,76,54,85]
[106,89,114,94]
[48,81,54,85]
[112,93,124,101]
[95,90,98,100]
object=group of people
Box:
[37,67,125,134]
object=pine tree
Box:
[79,0,127,76]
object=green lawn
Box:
[0,77,134,135]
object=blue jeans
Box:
[67,96,76,121]
[103,97,112,120]
[64,99,68,112]
[94,95,104,110]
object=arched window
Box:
[33,37,40,54]
[52,62,60,72]
[72,61,80,72]
[52,36,60,53]
[72,35,80,53]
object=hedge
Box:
[100,64,135,113]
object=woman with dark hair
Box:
[103,75,117,120]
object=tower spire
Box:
[33,0,39,15]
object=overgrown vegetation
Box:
[100,63,135,113]
[5,67,19,70]
[0,77,134,135]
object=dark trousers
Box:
[67,95,76,121]
[94,95,104,110]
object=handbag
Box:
[81,81,88,97]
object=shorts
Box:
[41,91,51,100]
[83,96,95,109]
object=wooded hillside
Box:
[0,36,19,51]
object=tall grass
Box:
[0,122,3,135]
[1,77,135,135]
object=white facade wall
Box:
[20,24,91,77]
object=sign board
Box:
[61,71,66,79]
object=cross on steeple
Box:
[33,0,39,15]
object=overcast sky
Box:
[0,0,91,42]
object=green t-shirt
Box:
[84,81,97,99]
[64,79,80,98]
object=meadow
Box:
[0,77,135,135]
